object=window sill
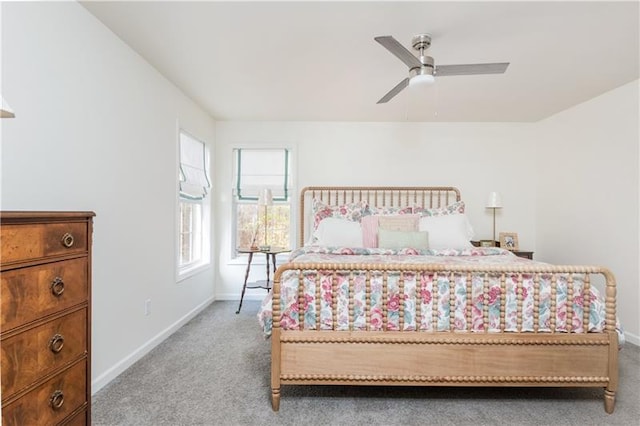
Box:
[177,261,211,283]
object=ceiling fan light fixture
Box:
[409,74,434,86]
[409,65,434,86]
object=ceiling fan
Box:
[375,34,509,104]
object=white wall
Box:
[1,2,216,392]
[535,80,640,342]
[214,121,537,300]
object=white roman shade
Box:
[235,148,289,201]
[179,132,210,200]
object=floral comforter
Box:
[258,246,610,338]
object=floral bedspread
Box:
[258,246,609,337]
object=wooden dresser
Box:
[1,212,94,425]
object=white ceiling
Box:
[82,1,639,122]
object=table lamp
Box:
[486,192,503,244]
[258,188,273,250]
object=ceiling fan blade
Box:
[375,36,422,69]
[435,62,509,77]
[377,78,410,104]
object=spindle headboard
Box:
[298,186,461,247]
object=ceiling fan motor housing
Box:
[411,34,435,77]
[411,55,434,78]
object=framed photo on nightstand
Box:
[499,232,519,251]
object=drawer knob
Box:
[51,277,65,297]
[61,233,75,248]
[49,390,64,410]
[49,333,65,353]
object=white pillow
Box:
[418,214,474,249]
[313,217,362,247]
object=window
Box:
[179,200,202,266]
[233,148,292,253]
[178,131,211,275]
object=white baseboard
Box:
[91,297,214,395]
[624,330,639,346]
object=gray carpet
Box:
[92,300,640,425]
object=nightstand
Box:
[236,247,290,314]
[511,250,534,260]
[471,241,533,260]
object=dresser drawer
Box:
[1,258,88,330]
[2,309,87,398]
[1,221,88,265]
[1,359,87,426]
[60,408,87,426]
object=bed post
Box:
[604,268,618,414]
[270,328,281,411]
[271,269,283,411]
[604,331,618,414]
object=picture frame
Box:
[499,232,519,251]
[479,239,496,247]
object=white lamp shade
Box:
[258,188,273,206]
[486,192,503,208]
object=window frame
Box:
[177,129,212,280]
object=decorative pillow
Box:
[313,217,362,247]
[360,214,419,248]
[413,200,466,217]
[367,205,414,216]
[312,198,367,230]
[378,229,429,249]
[361,215,379,248]
[418,213,474,249]
[378,214,419,232]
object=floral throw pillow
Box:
[367,205,414,216]
[413,200,466,217]
[312,198,368,230]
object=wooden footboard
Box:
[270,263,618,413]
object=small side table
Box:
[236,247,290,314]
[471,241,534,260]
[511,250,534,260]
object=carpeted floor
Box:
[92,300,640,425]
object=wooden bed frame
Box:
[271,186,618,413]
